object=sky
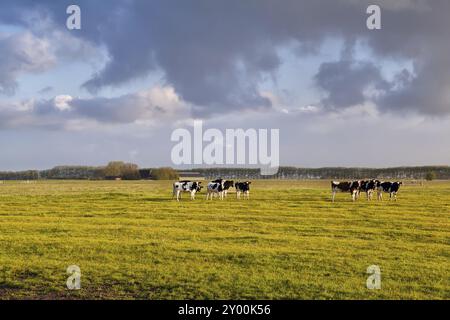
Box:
[0,0,449,171]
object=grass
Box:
[0,179,448,299]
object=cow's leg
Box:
[351,191,356,202]
[391,192,397,201]
[245,191,249,200]
[378,191,382,201]
[332,190,336,202]
[176,190,181,202]
[236,191,241,200]
[191,191,195,200]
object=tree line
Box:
[0,162,179,181]
[180,166,449,180]
[0,164,448,180]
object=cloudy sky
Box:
[0,0,449,170]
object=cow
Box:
[376,181,402,201]
[331,180,361,202]
[360,179,379,200]
[235,181,251,200]
[206,179,225,200]
[172,181,202,201]
[212,179,234,198]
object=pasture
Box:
[0,180,448,299]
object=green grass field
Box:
[0,180,448,299]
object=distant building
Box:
[178,171,205,181]
[105,176,122,180]
[139,168,152,179]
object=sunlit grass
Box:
[0,180,448,299]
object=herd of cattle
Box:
[332,179,403,202]
[173,178,403,202]
[172,179,251,201]
[173,179,250,201]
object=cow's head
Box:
[241,181,251,191]
[196,182,203,192]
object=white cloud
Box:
[53,95,73,111]
[0,85,190,130]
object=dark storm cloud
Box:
[379,53,450,115]
[314,60,389,109]
[1,0,450,115]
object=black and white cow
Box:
[235,181,251,200]
[206,179,225,200]
[360,179,379,200]
[331,180,361,202]
[212,179,234,198]
[376,181,402,201]
[172,181,202,201]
